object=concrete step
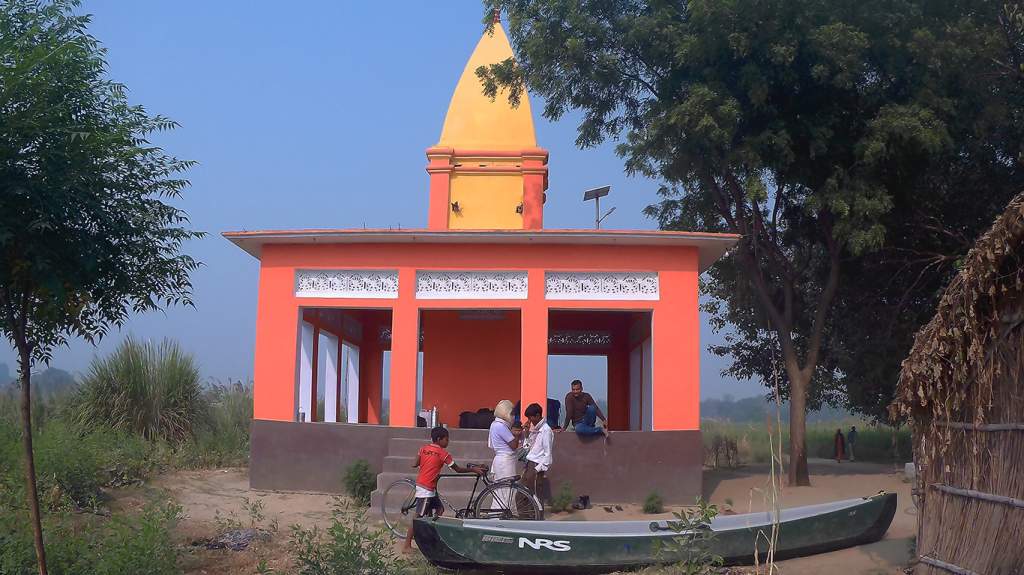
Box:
[382,455,491,473]
[386,437,493,459]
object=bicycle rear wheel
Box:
[380,478,418,538]
[472,481,544,520]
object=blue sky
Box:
[0,1,764,400]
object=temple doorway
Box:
[548,309,652,431]
[418,309,521,428]
[297,308,392,425]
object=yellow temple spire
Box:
[437,18,537,151]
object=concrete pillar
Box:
[344,343,360,423]
[426,147,454,230]
[298,322,314,422]
[521,148,548,230]
[389,268,419,427]
[520,269,548,416]
[252,254,300,422]
[323,332,340,423]
[651,265,699,430]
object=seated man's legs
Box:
[573,405,604,436]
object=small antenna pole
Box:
[582,185,612,230]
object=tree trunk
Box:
[786,365,811,486]
[17,346,48,575]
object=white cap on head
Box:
[494,399,515,424]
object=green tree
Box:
[0,2,200,572]
[479,0,1021,484]
[822,1,1024,422]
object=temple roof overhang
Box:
[223,228,739,273]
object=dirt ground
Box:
[113,458,914,574]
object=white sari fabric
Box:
[488,419,519,514]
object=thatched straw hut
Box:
[893,193,1024,574]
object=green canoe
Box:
[414,492,897,573]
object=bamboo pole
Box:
[934,421,1024,431]
[919,555,981,575]
[929,483,1024,509]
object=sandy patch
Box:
[545,458,914,574]
[112,459,914,574]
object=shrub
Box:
[74,337,204,442]
[0,501,180,575]
[290,499,407,575]
[653,498,724,574]
[1,419,160,510]
[90,502,181,575]
[643,491,664,514]
[549,482,574,513]
[343,459,376,506]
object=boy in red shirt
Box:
[404,426,485,552]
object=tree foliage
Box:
[0,1,200,571]
[479,0,1024,481]
[0,0,201,362]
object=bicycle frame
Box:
[431,472,522,518]
[435,471,489,517]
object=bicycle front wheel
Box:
[380,478,418,538]
[473,481,544,520]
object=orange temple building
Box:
[226,20,738,503]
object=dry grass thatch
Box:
[892,192,1024,574]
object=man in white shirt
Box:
[521,402,553,503]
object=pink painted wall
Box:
[420,310,521,427]
[250,241,700,430]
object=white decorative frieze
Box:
[415,270,528,300]
[295,269,399,299]
[545,271,660,300]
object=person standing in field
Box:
[833,428,846,463]
[559,379,610,439]
[848,426,858,462]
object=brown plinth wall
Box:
[250,420,702,503]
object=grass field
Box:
[701,418,911,466]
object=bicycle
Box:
[380,463,544,538]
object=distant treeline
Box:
[0,363,76,397]
[701,395,857,424]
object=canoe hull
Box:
[414,492,897,573]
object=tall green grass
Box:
[74,337,204,442]
[701,419,911,465]
[175,381,253,468]
[0,339,256,573]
